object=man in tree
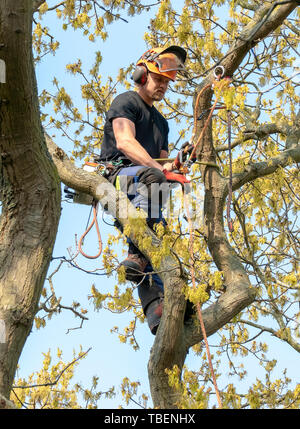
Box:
[98,46,191,334]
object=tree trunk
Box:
[0,0,61,401]
[147,1,299,409]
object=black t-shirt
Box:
[99,91,169,162]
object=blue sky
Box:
[14,1,300,409]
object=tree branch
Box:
[232,145,300,192]
[12,347,91,390]
[215,123,284,152]
[198,1,299,79]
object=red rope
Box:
[78,200,103,259]
[226,110,234,233]
[184,193,223,409]
[179,73,236,408]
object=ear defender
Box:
[131,65,148,85]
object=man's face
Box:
[145,72,171,101]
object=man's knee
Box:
[137,167,167,186]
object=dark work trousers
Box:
[115,165,170,312]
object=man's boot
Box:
[119,253,148,282]
[144,298,163,335]
[138,277,195,335]
[144,297,195,335]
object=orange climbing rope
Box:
[184,194,223,409]
[78,199,103,259]
[189,72,231,161]
[187,68,234,233]
[181,68,236,409]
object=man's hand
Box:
[162,161,174,172]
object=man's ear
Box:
[131,65,148,85]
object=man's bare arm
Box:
[112,118,174,171]
[112,117,164,170]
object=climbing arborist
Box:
[98,45,193,334]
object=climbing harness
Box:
[0,59,6,83]
[64,158,130,259]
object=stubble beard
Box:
[152,90,165,102]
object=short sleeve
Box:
[106,92,139,124]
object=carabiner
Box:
[214,65,225,79]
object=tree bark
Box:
[148,1,299,409]
[0,0,61,402]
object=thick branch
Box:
[219,1,299,76]
[215,123,284,152]
[232,145,300,191]
[0,393,16,409]
[45,0,298,400]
